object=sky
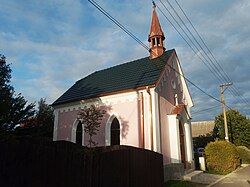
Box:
[1,0,250,122]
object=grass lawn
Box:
[164,180,207,187]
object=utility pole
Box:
[219,83,233,142]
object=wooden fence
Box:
[0,140,163,187]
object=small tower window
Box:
[157,37,160,46]
[152,38,156,46]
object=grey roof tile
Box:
[52,49,174,106]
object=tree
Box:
[205,140,240,174]
[0,55,13,126]
[34,98,54,137]
[16,98,54,139]
[0,54,35,131]
[78,105,106,147]
[193,133,215,150]
[214,109,250,149]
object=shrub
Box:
[236,146,250,164]
[205,140,240,174]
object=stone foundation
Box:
[163,163,184,182]
[164,160,195,182]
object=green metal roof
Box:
[52,49,174,106]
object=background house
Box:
[192,121,215,138]
[192,120,215,150]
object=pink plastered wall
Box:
[157,58,184,106]
[157,56,184,164]
[57,109,78,141]
[103,98,142,147]
[55,94,145,148]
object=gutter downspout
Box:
[140,92,145,149]
[146,86,153,151]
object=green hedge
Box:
[205,140,240,174]
[237,146,250,164]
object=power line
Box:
[159,0,227,84]
[87,0,232,109]
[156,1,245,108]
[172,0,249,106]
[162,0,227,84]
[155,1,236,109]
[155,2,226,87]
[191,105,220,116]
[158,1,223,83]
[165,0,249,106]
[173,0,230,82]
[87,0,149,51]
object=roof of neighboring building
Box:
[192,121,215,137]
[52,49,175,106]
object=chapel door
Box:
[111,117,120,145]
[179,121,186,168]
[76,121,83,145]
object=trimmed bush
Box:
[237,146,250,164]
[205,140,240,174]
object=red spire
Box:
[148,4,165,59]
[148,6,165,40]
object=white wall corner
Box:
[184,122,194,162]
[152,89,161,153]
[167,114,181,163]
[53,110,59,141]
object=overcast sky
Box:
[1,0,249,122]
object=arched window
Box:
[76,121,83,145]
[111,117,120,145]
[72,119,84,145]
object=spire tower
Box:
[148,4,165,59]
